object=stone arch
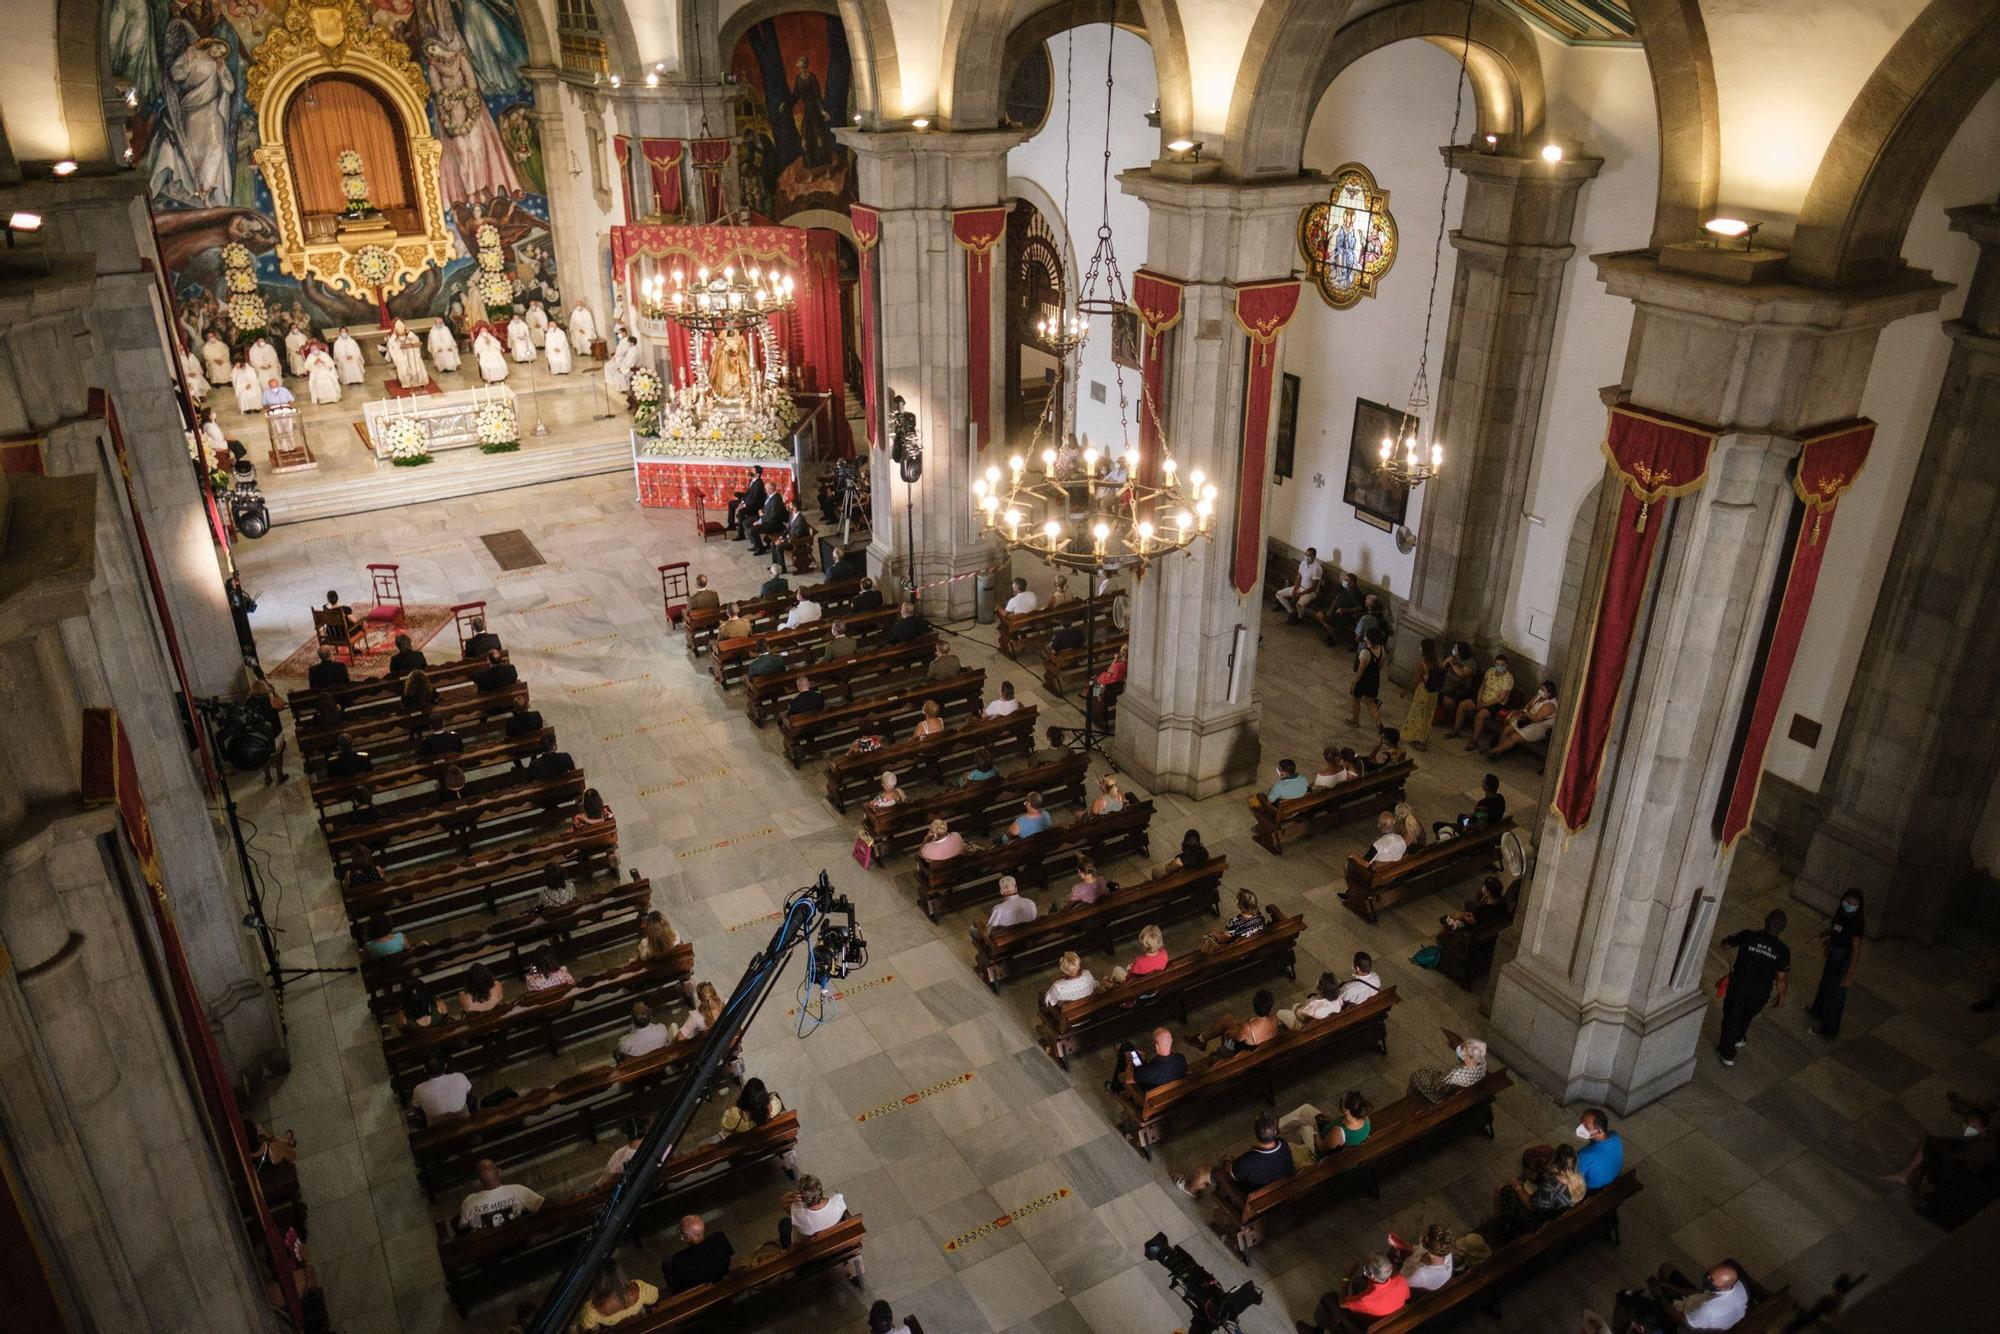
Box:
[702,0,896,120]
[1226,0,1545,181]
[941,0,1192,144]
[1627,0,1720,250]
[1788,0,2000,287]
[715,0,843,75]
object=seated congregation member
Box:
[1109,1026,1186,1093]
[886,600,927,643]
[415,713,463,757]
[745,641,786,680]
[535,868,576,913]
[688,574,721,611]
[458,963,505,1014]
[635,911,680,963]
[787,676,826,717]
[411,1054,473,1124]
[327,733,372,778]
[776,508,812,568]
[959,747,1001,785]
[1393,801,1427,851]
[749,493,790,555]
[575,1261,658,1329]
[573,788,615,832]
[388,981,449,1035]
[727,466,767,533]
[342,790,382,827]
[757,563,790,601]
[851,577,885,613]
[782,591,822,630]
[911,699,945,739]
[778,1174,848,1246]
[457,1158,544,1232]
[823,620,858,659]
[1884,1089,1994,1200]
[1265,758,1310,803]
[1176,1111,1294,1198]
[663,1214,734,1293]
[1408,1033,1488,1102]
[1365,727,1407,771]
[1435,772,1507,839]
[504,710,544,741]
[475,648,518,692]
[720,1077,784,1136]
[436,765,469,805]
[1001,792,1051,841]
[1439,876,1512,941]
[1091,775,1126,815]
[1048,620,1086,653]
[1641,1260,1750,1331]
[1364,809,1408,864]
[678,981,725,1042]
[1004,577,1039,615]
[1312,745,1359,790]
[1483,679,1559,757]
[1450,651,1515,738]
[387,633,427,676]
[1164,827,1209,872]
[1314,571,1366,643]
[523,946,574,991]
[1576,1107,1625,1189]
[717,603,753,641]
[1205,888,1268,947]
[361,913,406,958]
[308,645,350,690]
[868,1300,925,1334]
[340,846,385,892]
[1274,546,1324,622]
[1109,924,1169,985]
[1043,950,1099,1007]
[597,1120,646,1186]
[869,771,904,809]
[1184,988,1278,1054]
[986,876,1038,931]
[1309,1090,1373,1157]
[925,641,962,680]
[527,742,575,781]
[827,543,867,581]
[1061,857,1107,908]
[401,667,438,713]
[1495,1142,1586,1235]
[1386,1223,1458,1293]
[1304,1253,1411,1328]
[463,617,502,659]
[613,1002,672,1062]
[984,681,1021,717]
[919,819,967,862]
[1275,971,1341,1031]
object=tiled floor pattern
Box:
[235,471,2000,1333]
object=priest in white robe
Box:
[474,327,509,383]
[507,313,535,363]
[427,321,461,373]
[566,302,598,355]
[305,344,342,405]
[179,346,211,406]
[332,329,367,385]
[247,336,283,386]
[283,325,309,377]
[604,335,639,393]
[544,325,572,375]
[199,411,229,459]
[201,332,231,385]
[230,360,263,413]
[387,320,430,390]
[526,300,549,347]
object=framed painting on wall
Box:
[1110,305,1142,370]
[1273,373,1301,482]
[1345,397,1414,532]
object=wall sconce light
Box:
[1482,133,1499,152]
[1540,142,1564,163]
[6,211,44,247]
[1703,217,1761,250]
[911,117,931,131]
[644,71,659,87]
[1166,138,1204,163]
[1144,99,1161,129]
[52,160,78,177]
[608,74,622,88]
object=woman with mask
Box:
[1807,889,1865,1038]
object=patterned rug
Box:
[385,380,442,399]
[266,604,456,686]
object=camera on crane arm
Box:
[888,393,922,484]
[1143,1233,1262,1334]
[795,871,867,980]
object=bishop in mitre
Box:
[507,311,535,362]
[387,320,430,390]
[332,328,367,385]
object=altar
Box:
[631,435,794,509]
[362,386,516,461]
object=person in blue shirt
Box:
[1267,758,1310,802]
[1000,792,1052,842]
[959,747,1001,786]
[1574,1107,1623,1189]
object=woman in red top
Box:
[1109,923,1167,985]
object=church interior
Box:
[2,2,1999,1331]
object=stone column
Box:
[1109,172,1327,797]
[841,128,1023,617]
[1400,148,1601,675]
[526,68,609,323]
[1794,204,2000,942]
[1488,254,1946,1112]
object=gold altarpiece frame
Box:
[245,0,455,299]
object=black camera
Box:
[227,466,271,539]
[1143,1233,1262,1334]
[797,872,867,979]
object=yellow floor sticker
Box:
[941,1188,1072,1253]
[854,1071,975,1124]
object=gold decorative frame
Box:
[1297,162,1399,311]
[245,1,453,298]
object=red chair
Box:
[450,601,488,652]
[364,563,405,625]
[659,562,691,627]
[693,492,726,541]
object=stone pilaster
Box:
[1400,147,1600,675]
[1488,254,1947,1112]
[1793,205,2000,942]
[841,128,1023,617]
[527,68,610,322]
[1107,171,1327,798]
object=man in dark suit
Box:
[475,649,518,692]
[745,640,786,681]
[771,508,811,569]
[416,715,464,757]
[749,491,789,554]
[327,734,372,778]
[1049,621,1086,654]
[729,467,767,536]
[786,676,826,716]
[505,709,544,739]
[757,564,790,601]
[308,646,350,690]
[526,744,575,780]
[827,544,866,581]
[1109,1028,1188,1094]
[688,575,721,612]
[387,633,427,677]
[463,618,502,659]
[886,601,927,644]
[851,578,884,614]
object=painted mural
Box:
[731,13,856,223]
[106,0,555,346]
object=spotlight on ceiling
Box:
[1165,138,1205,163]
[1540,143,1564,163]
[52,159,78,177]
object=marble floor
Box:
[234,471,2000,1334]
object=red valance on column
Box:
[1552,405,1718,833]
[1132,269,1185,479]
[952,206,1008,451]
[690,138,733,222]
[1715,420,1875,847]
[851,203,882,447]
[1230,279,1302,595]
[613,135,636,224]
[640,138,685,219]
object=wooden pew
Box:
[359,878,653,1015]
[307,729,554,814]
[681,576,864,657]
[862,751,1088,860]
[433,1112,802,1315]
[744,635,938,726]
[707,606,899,689]
[1042,633,1128,697]
[917,799,1152,921]
[824,705,1037,811]
[285,654,494,715]
[343,827,619,938]
[618,1215,866,1330]
[295,681,530,760]
[1115,988,1399,1155]
[970,858,1228,988]
[1036,908,1303,1068]
[996,596,1117,659]
[1213,1070,1512,1258]
[318,761,561,838]
[1335,1171,1640,1331]
[1734,1279,1798,1333]
[1341,819,1516,925]
[382,952,695,1097]
[1250,761,1414,856]
[1438,877,1523,990]
[779,670,986,766]
[325,774,586,871]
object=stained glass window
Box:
[1298,163,1398,310]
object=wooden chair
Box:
[450,601,486,652]
[693,491,726,541]
[658,561,691,628]
[786,522,818,573]
[313,604,369,658]
[364,563,404,625]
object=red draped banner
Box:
[690,138,733,222]
[1132,269,1185,484]
[952,206,1007,451]
[640,138,685,220]
[851,204,882,447]
[1231,279,1302,595]
[613,135,636,224]
[1552,406,1718,832]
[1715,420,1875,846]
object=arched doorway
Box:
[1005,198,1065,452]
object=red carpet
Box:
[385,380,442,399]
[267,604,456,686]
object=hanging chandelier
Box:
[1377,0,1479,492]
[639,264,796,334]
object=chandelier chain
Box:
[1411,0,1478,413]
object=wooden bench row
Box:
[681,576,865,657]
[616,1215,866,1332]
[297,681,530,763]
[917,799,1153,921]
[1042,634,1128,697]
[861,751,1089,860]
[286,652,495,715]
[779,670,985,767]
[707,605,899,689]
[1342,819,1516,925]
[746,635,938,726]
[308,728,554,813]
[1250,761,1413,856]
[326,774,586,871]
[996,595,1117,659]
[825,704,1036,811]
[344,826,620,938]
[970,857,1228,987]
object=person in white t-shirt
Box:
[1042,950,1099,1007]
[597,1119,646,1185]
[614,1001,672,1062]
[985,875,1038,931]
[1660,1261,1750,1330]
[678,981,723,1042]
[1386,1223,1458,1292]
[1366,810,1408,864]
[779,1174,847,1246]
[867,1300,921,1334]
[1334,952,1385,1011]
[1276,970,1343,1030]
[782,596,822,630]
[1274,547,1324,622]
[982,681,1021,718]
[1003,578,1038,616]
[411,1055,473,1123]
[457,1159,544,1231]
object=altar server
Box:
[567,302,598,355]
[544,324,572,375]
[388,319,430,390]
[283,323,309,377]
[333,328,367,385]
[247,336,284,386]
[305,343,342,405]
[604,334,639,394]
[201,330,232,384]
[231,358,263,413]
[474,326,509,383]
[526,300,549,347]
[179,345,211,406]
[427,320,461,373]
[199,409,228,459]
[507,311,535,362]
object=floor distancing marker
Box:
[636,766,728,798]
[854,1071,974,1123]
[784,973,896,1015]
[675,825,778,860]
[564,671,650,694]
[941,1188,1072,1253]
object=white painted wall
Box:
[1763,79,2000,791]
[1006,25,1159,456]
[0,4,63,161]
[1268,40,1475,597]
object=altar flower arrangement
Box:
[475,225,513,316]
[638,392,801,462]
[628,367,663,436]
[223,243,266,342]
[354,245,395,288]
[383,415,432,467]
[476,399,520,454]
[338,149,374,217]
[227,267,257,294]
[228,293,269,339]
